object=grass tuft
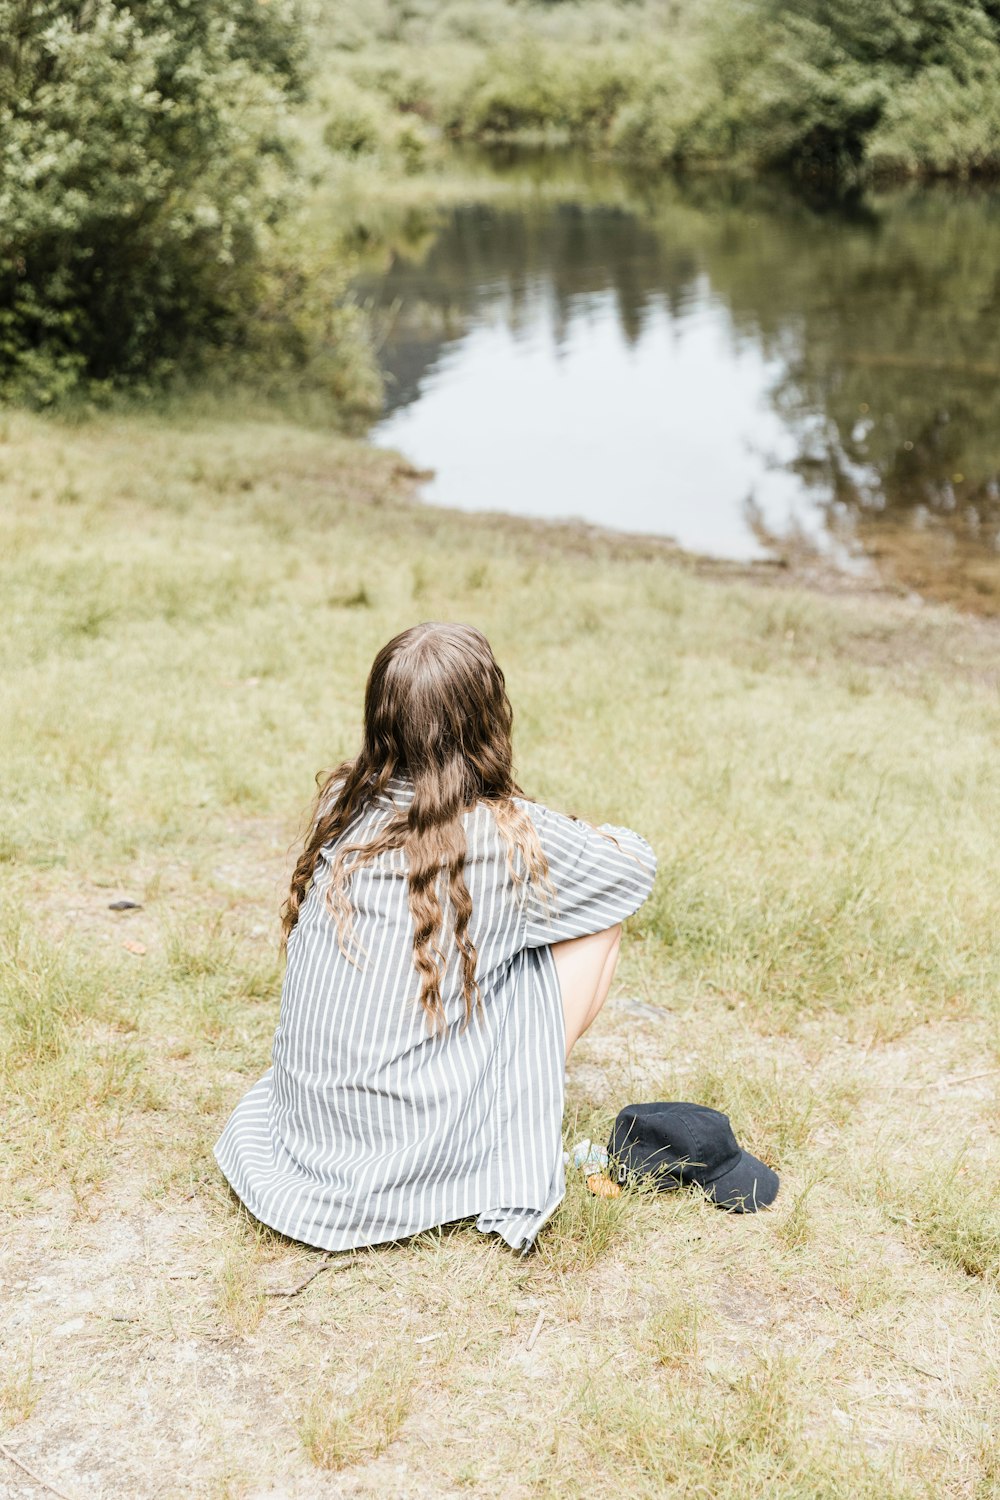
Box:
[776,1178,819,1250]
[216,1238,267,1337]
[884,1156,1000,1285]
[166,917,235,982]
[536,1169,639,1270]
[637,1302,699,1369]
[0,913,106,1062]
[0,1347,38,1429]
[300,1358,415,1470]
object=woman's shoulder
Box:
[462,797,548,867]
[509,796,575,838]
[513,796,656,869]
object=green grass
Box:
[3,413,997,1031]
[0,406,998,1495]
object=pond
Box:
[355,153,1000,613]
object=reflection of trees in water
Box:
[649,179,1000,580]
[698,185,1000,583]
[355,195,699,408]
[355,167,1000,596]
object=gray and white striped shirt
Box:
[215,780,656,1253]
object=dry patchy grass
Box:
[299,1356,416,1471]
[0,408,998,1497]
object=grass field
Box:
[1,407,999,1498]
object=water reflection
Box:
[354,160,1000,610]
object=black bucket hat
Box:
[608,1102,779,1213]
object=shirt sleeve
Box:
[520,801,657,948]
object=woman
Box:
[215,622,656,1253]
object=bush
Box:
[323,77,433,170]
[0,0,308,403]
[327,0,1000,183]
[324,81,388,154]
[867,63,1000,177]
[449,44,578,138]
[685,0,1000,178]
[609,94,679,166]
[445,42,640,141]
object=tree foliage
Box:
[0,0,308,401]
[696,0,1000,175]
[327,0,1000,182]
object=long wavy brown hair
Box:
[281,622,550,1030]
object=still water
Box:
[356,155,1000,609]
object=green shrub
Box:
[445,42,640,141]
[449,44,577,138]
[609,95,677,166]
[323,78,433,170]
[324,80,388,154]
[867,63,1000,177]
[0,0,307,402]
[325,0,1000,183]
[686,0,1000,177]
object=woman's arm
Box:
[520,802,657,948]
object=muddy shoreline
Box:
[389,460,1000,685]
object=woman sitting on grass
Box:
[215,621,656,1253]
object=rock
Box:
[52,1316,85,1337]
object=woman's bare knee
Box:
[553,924,623,1058]
[552,923,621,964]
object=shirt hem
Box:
[215,1145,562,1256]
